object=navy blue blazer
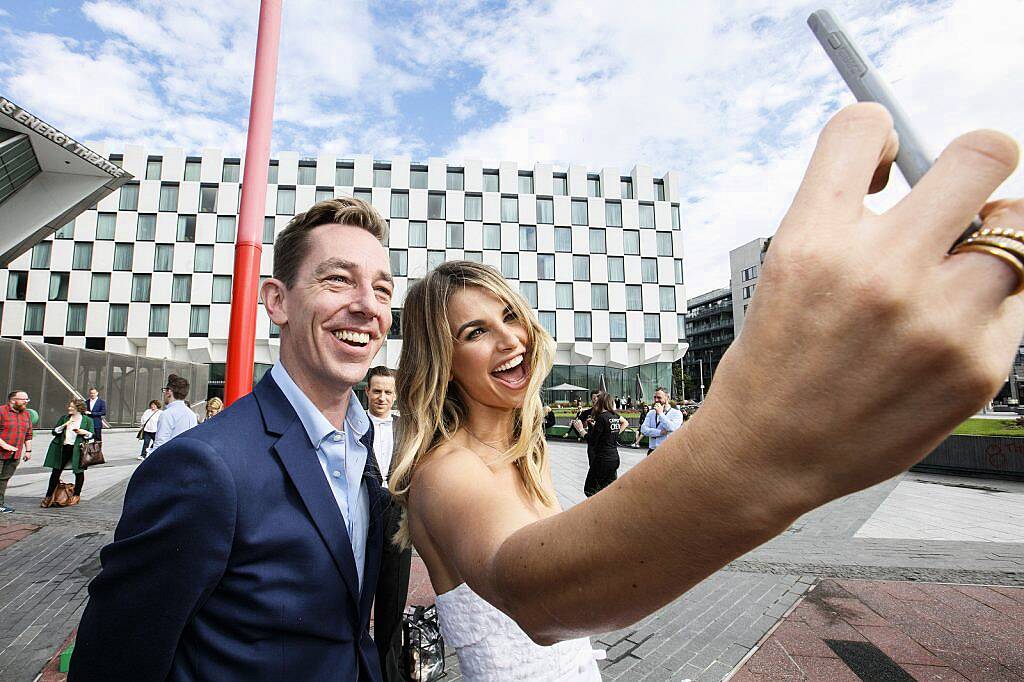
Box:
[70,373,386,681]
[86,398,105,439]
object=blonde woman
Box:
[391,107,1024,681]
[204,396,224,422]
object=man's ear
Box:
[262,278,289,327]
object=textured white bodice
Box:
[434,583,604,681]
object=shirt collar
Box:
[271,362,369,447]
[368,412,393,425]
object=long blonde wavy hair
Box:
[390,260,555,548]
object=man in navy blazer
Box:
[70,197,396,681]
[85,388,106,442]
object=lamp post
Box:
[698,358,705,403]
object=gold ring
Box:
[950,243,1024,295]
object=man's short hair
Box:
[166,374,190,400]
[366,366,395,387]
[273,197,388,288]
[7,390,23,400]
[655,386,669,394]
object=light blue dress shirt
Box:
[151,399,198,451]
[271,362,371,589]
[640,406,684,451]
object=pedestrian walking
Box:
[84,388,107,443]
[41,398,94,508]
[150,374,198,451]
[584,392,627,497]
[204,396,224,421]
[137,400,161,460]
[640,388,684,456]
[0,390,34,514]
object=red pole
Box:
[224,0,282,405]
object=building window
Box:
[409,221,427,248]
[119,182,139,211]
[72,242,93,270]
[447,222,464,249]
[190,305,210,337]
[518,171,534,195]
[446,168,464,191]
[556,283,573,309]
[608,256,625,282]
[334,162,353,186]
[639,203,656,229]
[221,159,240,182]
[644,313,661,341]
[389,250,408,277]
[657,232,673,257]
[409,166,428,189]
[427,250,445,271]
[574,312,592,341]
[315,187,333,203]
[390,191,409,219]
[501,253,519,279]
[520,281,538,308]
[137,214,157,241]
[539,311,556,338]
[660,286,676,312]
[146,157,163,181]
[171,274,192,303]
[216,216,236,243]
[500,195,519,223]
[31,242,51,268]
[573,255,590,281]
[48,272,70,301]
[626,285,642,311]
[570,199,588,226]
[194,245,214,273]
[519,225,536,251]
[743,284,756,299]
[554,227,572,252]
[621,177,634,199]
[671,204,681,230]
[675,259,684,284]
[483,224,501,250]
[587,174,601,198]
[605,201,622,227]
[654,178,666,201]
[641,258,658,283]
[90,273,110,302]
[464,251,483,263]
[6,271,27,300]
[295,161,316,186]
[610,313,627,342]
[483,169,499,193]
[372,164,390,188]
[113,243,134,271]
[537,254,554,280]
[55,221,75,239]
[269,321,280,338]
[589,228,606,254]
[276,187,296,215]
[386,308,402,340]
[132,274,152,302]
[536,197,554,224]
[464,194,482,221]
[208,275,231,304]
[159,183,179,211]
[742,265,758,282]
[354,188,372,204]
[184,158,201,181]
[263,217,275,244]
[176,215,197,242]
[96,213,117,240]
[149,305,169,336]
[24,303,45,335]
[428,192,446,220]
[624,230,640,255]
[266,161,279,184]
[678,314,687,339]
[553,173,568,196]
[108,304,128,335]
[154,244,174,272]
[591,283,609,310]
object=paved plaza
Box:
[0,432,1022,680]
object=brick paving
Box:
[0,433,1022,680]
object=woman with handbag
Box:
[41,398,93,508]
[137,400,161,460]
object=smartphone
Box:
[807,9,982,239]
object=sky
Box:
[1,0,1021,297]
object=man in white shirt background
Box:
[151,374,198,452]
[640,387,685,456]
[365,365,410,682]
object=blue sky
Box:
[1,0,1021,296]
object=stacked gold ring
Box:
[951,228,1024,295]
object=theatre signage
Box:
[0,97,128,178]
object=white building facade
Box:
[0,146,688,400]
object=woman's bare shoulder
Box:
[411,440,491,496]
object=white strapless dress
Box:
[434,582,604,681]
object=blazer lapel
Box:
[359,428,384,624]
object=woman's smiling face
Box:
[447,287,531,411]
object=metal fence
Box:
[0,339,209,430]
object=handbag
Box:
[81,440,105,468]
[51,481,77,507]
[402,605,445,681]
[137,411,156,440]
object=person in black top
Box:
[584,392,628,497]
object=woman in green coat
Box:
[41,397,94,507]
